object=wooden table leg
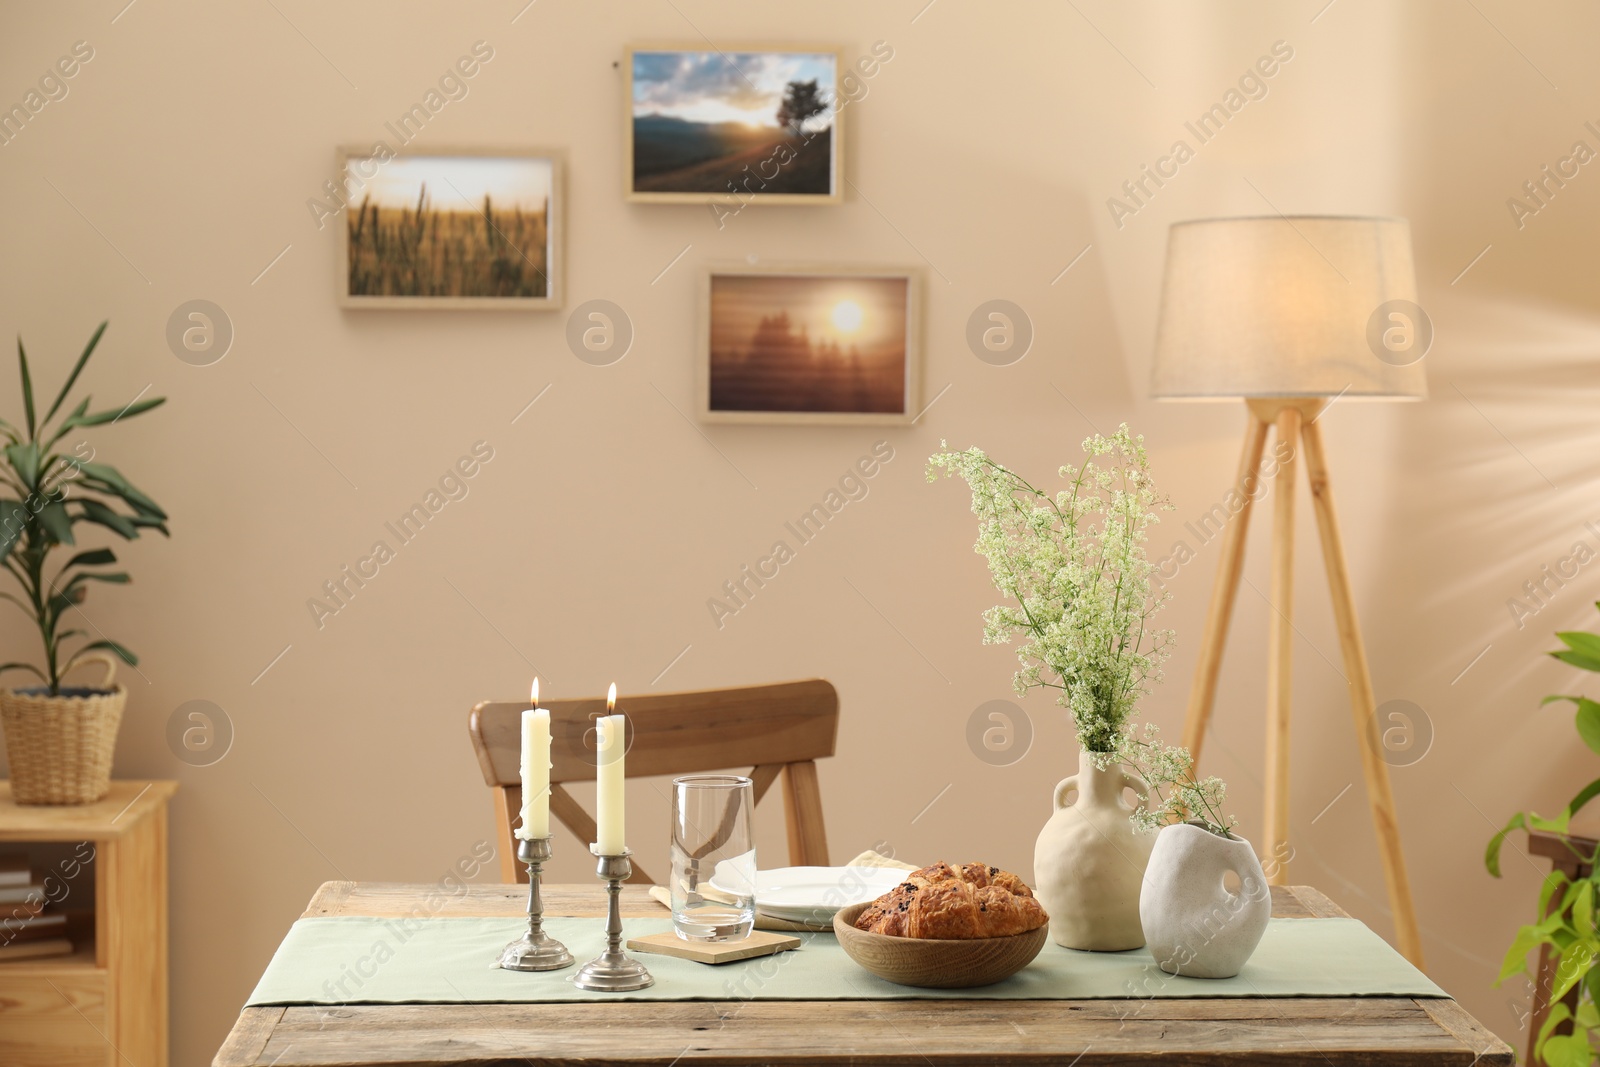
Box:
[1182,411,1271,771]
[1300,416,1425,968]
[1263,407,1301,886]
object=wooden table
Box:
[215,881,1511,1066]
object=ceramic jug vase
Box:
[1033,749,1154,951]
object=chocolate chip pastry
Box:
[853,861,1048,939]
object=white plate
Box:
[749,866,909,921]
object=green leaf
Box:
[39,321,105,430]
[126,513,167,535]
[46,590,77,619]
[57,397,165,435]
[1557,630,1600,659]
[0,662,45,682]
[67,461,165,519]
[1553,649,1600,672]
[59,571,129,598]
[1553,940,1600,1002]
[1541,1030,1593,1067]
[1488,812,1531,877]
[61,548,115,569]
[4,442,41,491]
[1543,870,1571,917]
[69,639,136,667]
[1574,882,1594,937]
[1498,922,1546,982]
[0,500,27,564]
[72,499,138,540]
[1576,699,1600,758]
[1567,777,1600,824]
[1537,1000,1573,1048]
[17,338,35,441]
[35,501,73,546]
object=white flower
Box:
[929,425,1175,753]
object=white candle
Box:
[516,679,551,840]
[595,683,626,854]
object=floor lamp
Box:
[1150,216,1427,967]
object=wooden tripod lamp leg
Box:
[1181,412,1271,771]
[1299,417,1425,968]
[1263,407,1301,886]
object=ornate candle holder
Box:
[573,846,654,991]
[498,836,574,971]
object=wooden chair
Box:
[467,678,839,885]
[1525,828,1599,1066]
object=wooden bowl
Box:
[832,902,1049,989]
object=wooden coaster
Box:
[626,929,802,965]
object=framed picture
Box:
[697,264,922,425]
[336,146,562,309]
[625,44,843,205]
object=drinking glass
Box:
[671,774,755,941]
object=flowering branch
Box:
[1092,723,1236,837]
[928,424,1173,753]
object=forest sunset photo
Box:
[704,270,914,420]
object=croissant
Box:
[853,861,1048,939]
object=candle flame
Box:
[530,677,540,706]
[606,682,617,712]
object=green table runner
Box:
[246,916,1446,1004]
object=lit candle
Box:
[595,683,626,854]
[516,678,551,840]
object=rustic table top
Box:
[214,881,1512,1066]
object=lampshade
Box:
[1150,216,1428,400]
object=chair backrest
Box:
[468,678,839,884]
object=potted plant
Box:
[0,322,166,805]
[1095,724,1269,978]
[929,425,1174,950]
[1487,607,1600,1066]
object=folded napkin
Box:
[649,849,918,932]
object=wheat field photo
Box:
[341,153,557,307]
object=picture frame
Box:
[335,145,563,310]
[624,44,844,206]
[696,263,923,426]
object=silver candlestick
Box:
[573,846,654,991]
[498,836,574,971]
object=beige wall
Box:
[2,0,1596,1061]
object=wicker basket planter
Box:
[0,657,125,805]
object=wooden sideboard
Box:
[0,779,176,1067]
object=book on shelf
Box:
[0,913,66,942]
[0,855,30,888]
[0,884,45,914]
[0,937,72,962]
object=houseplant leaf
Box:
[1553,631,1600,673]
[67,461,166,519]
[38,320,105,429]
[4,442,41,491]
[17,339,36,440]
[0,499,28,563]
[35,501,73,546]
[71,499,139,540]
[54,397,165,437]
[0,662,46,682]
[60,548,115,569]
